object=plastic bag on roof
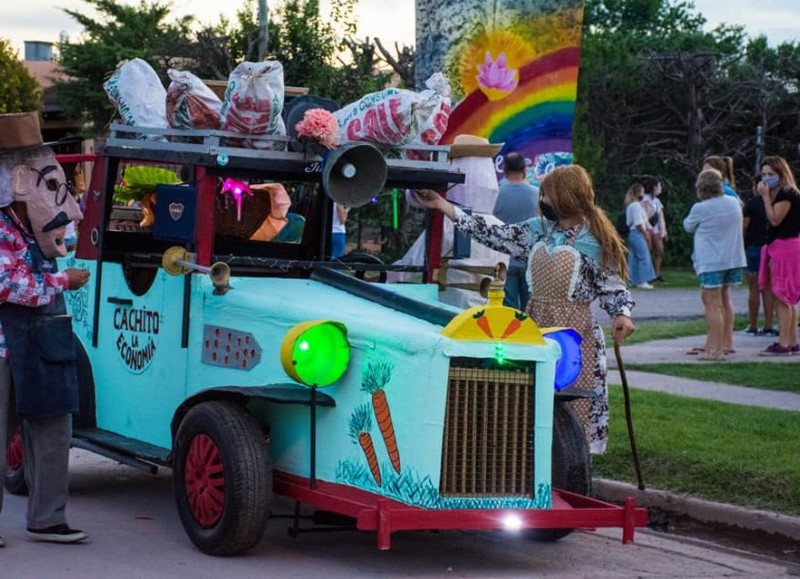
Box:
[333,72,451,151]
[104,58,168,130]
[220,61,287,148]
[166,69,222,130]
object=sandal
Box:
[698,353,726,362]
[686,347,705,355]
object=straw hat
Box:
[448,134,504,159]
[0,112,44,153]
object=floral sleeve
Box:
[452,207,539,261]
[594,264,634,319]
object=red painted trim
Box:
[75,156,106,261]
[426,198,444,283]
[194,166,215,266]
[56,154,99,164]
[273,471,648,550]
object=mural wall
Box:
[416,0,585,183]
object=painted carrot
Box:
[348,404,381,486]
[501,311,528,339]
[362,361,401,474]
[358,432,382,486]
[472,309,494,338]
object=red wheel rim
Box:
[7,428,22,470]
[184,433,225,527]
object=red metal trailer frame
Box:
[274,471,648,550]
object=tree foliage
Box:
[0,39,40,114]
[57,0,195,132]
[575,0,800,264]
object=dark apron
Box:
[0,219,78,418]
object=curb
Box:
[593,478,800,542]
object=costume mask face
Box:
[11,151,83,258]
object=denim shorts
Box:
[698,268,744,288]
[744,245,762,274]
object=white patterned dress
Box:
[452,209,634,454]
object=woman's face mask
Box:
[539,200,559,221]
[762,175,780,189]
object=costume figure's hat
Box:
[0,112,44,153]
[448,134,504,159]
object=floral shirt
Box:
[452,208,634,319]
[0,212,69,358]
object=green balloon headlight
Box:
[280,320,350,387]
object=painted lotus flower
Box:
[457,30,534,101]
[477,52,518,94]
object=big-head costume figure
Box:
[393,135,510,309]
[0,111,89,544]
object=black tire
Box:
[173,401,272,556]
[4,422,27,495]
[338,252,387,283]
[526,402,590,542]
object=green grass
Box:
[649,267,699,289]
[625,363,800,393]
[604,316,749,346]
[594,386,800,515]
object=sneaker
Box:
[635,282,655,290]
[25,524,88,544]
[759,343,793,357]
[743,326,760,335]
[760,328,779,337]
[654,275,666,283]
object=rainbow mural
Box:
[416,0,585,183]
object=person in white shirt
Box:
[641,176,667,282]
[624,182,656,289]
[683,169,747,361]
[330,203,348,259]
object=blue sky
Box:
[2,0,797,57]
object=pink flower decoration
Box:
[476,51,518,93]
[295,108,340,149]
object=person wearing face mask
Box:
[413,164,635,455]
[756,156,800,356]
[640,175,667,282]
[623,182,656,289]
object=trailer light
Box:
[541,328,583,391]
[502,513,523,532]
[280,320,350,387]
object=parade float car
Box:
[5,123,647,556]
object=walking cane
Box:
[614,341,646,491]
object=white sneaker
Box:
[636,282,655,289]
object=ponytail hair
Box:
[703,155,735,189]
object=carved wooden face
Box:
[11,151,83,258]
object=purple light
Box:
[220,178,252,221]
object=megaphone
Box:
[321,143,388,208]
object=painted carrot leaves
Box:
[348,403,381,486]
[361,361,401,474]
[501,311,528,339]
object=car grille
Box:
[439,358,535,497]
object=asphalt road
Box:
[1,450,797,578]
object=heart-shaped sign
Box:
[169,203,184,221]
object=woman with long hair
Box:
[757,156,800,356]
[703,155,740,200]
[414,164,635,454]
[624,181,656,289]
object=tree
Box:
[0,39,40,114]
[57,0,195,132]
